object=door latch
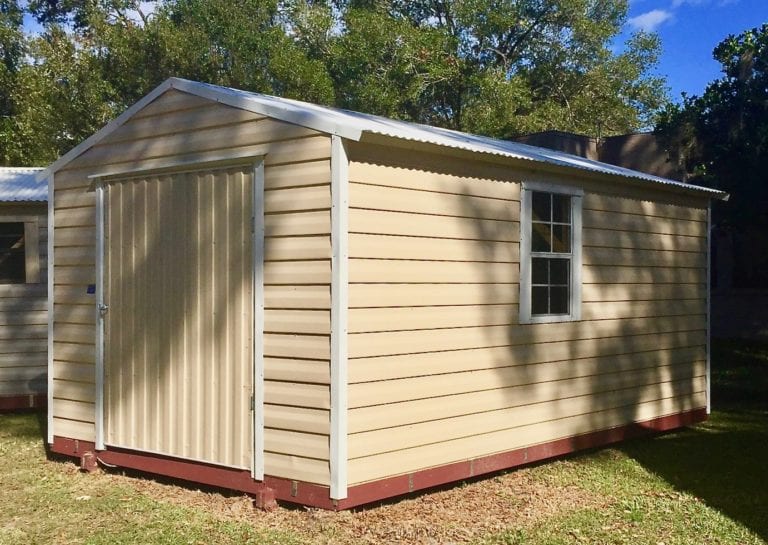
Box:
[98,303,109,316]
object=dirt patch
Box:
[71,461,605,545]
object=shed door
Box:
[103,165,254,469]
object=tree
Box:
[656,25,768,288]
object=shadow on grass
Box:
[623,339,768,540]
[0,409,46,441]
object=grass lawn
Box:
[1,340,766,544]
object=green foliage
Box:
[0,0,669,166]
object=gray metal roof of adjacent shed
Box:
[0,167,46,202]
[38,78,728,201]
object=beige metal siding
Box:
[345,142,708,486]
[51,89,332,485]
[104,166,253,469]
[0,204,48,399]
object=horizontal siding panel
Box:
[264,405,329,434]
[583,247,705,269]
[0,339,45,354]
[55,266,95,285]
[265,236,331,261]
[0,297,47,312]
[583,266,703,285]
[53,342,95,364]
[54,189,95,209]
[350,353,706,432]
[348,315,705,359]
[0,310,48,325]
[0,324,47,340]
[265,381,330,409]
[583,209,705,237]
[349,304,516,333]
[0,352,46,367]
[349,161,521,200]
[264,333,330,360]
[350,259,518,284]
[349,208,518,241]
[264,452,329,485]
[52,398,95,422]
[132,90,213,119]
[264,210,330,237]
[263,357,330,384]
[103,103,267,144]
[53,378,95,403]
[53,287,93,305]
[52,360,94,383]
[265,160,330,190]
[349,234,518,263]
[347,393,705,485]
[0,365,46,381]
[584,194,707,221]
[62,135,331,177]
[54,246,95,266]
[52,207,95,227]
[583,283,705,302]
[53,227,94,247]
[349,358,705,409]
[54,324,93,344]
[351,183,518,221]
[581,299,705,320]
[349,377,705,458]
[264,185,330,214]
[0,284,46,298]
[52,417,95,441]
[264,310,330,335]
[350,283,518,308]
[583,229,705,252]
[348,331,707,383]
[76,119,320,168]
[265,428,329,460]
[264,285,330,309]
[54,305,94,325]
[0,380,44,395]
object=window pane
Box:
[552,194,571,223]
[532,192,551,221]
[0,222,25,284]
[532,258,548,284]
[552,225,570,253]
[532,223,551,252]
[550,287,569,314]
[550,258,569,285]
[532,286,549,315]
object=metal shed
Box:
[0,167,47,410]
[41,78,727,509]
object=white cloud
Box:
[628,9,674,32]
[671,0,707,7]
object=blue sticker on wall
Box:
[86,284,96,294]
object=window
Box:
[0,222,26,284]
[520,183,582,323]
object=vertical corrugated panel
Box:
[104,165,254,469]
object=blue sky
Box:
[622,0,768,100]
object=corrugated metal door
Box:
[103,165,254,469]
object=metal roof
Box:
[39,78,728,201]
[0,167,46,202]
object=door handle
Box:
[98,303,109,316]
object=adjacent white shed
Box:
[0,167,47,410]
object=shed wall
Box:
[345,142,708,486]
[0,203,47,401]
[51,90,332,484]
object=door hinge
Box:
[250,394,255,411]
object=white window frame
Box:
[0,216,40,284]
[519,181,583,324]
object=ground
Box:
[0,340,766,545]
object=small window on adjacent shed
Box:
[0,222,26,284]
[520,183,582,324]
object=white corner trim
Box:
[522,180,584,197]
[706,203,712,415]
[252,159,266,480]
[518,189,532,324]
[46,174,54,444]
[330,135,349,501]
[95,181,105,450]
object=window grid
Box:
[530,192,572,317]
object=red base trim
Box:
[51,407,706,510]
[0,394,46,411]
